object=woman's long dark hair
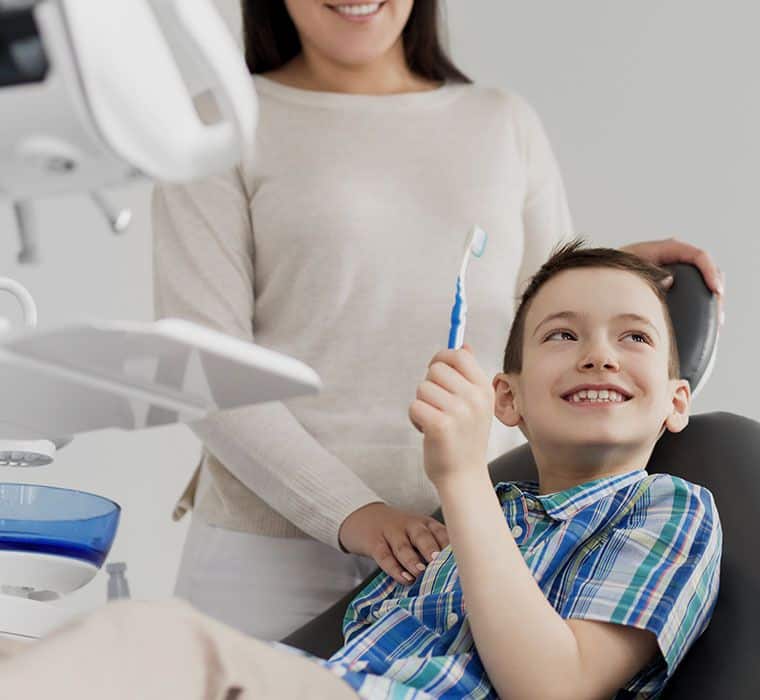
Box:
[240,1,471,84]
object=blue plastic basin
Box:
[0,483,120,567]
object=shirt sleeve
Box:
[560,474,722,688]
[151,152,383,550]
[510,93,575,299]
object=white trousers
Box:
[175,514,378,641]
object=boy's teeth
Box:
[567,389,626,403]
[333,3,382,15]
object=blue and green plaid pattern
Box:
[304,469,721,699]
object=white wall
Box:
[1,0,756,615]
[442,0,757,420]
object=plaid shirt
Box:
[293,469,721,699]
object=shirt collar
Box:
[498,468,649,521]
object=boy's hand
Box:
[409,344,495,486]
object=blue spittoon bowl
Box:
[0,483,120,568]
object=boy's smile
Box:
[561,383,633,406]
[494,267,691,492]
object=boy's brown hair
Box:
[503,238,680,379]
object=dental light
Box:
[0,0,257,262]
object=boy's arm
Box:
[436,472,657,700]
[409,347,657,700]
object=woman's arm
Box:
[152,164,381,549]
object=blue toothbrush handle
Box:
[447,277,466,349]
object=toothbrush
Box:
[448,225,488,349]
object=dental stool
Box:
[283,264,759,698]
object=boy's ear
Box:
[661,378,691,436]
[493,373,521,428]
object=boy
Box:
[0,240,721,699]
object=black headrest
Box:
[663,263,720,394]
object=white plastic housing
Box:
[0,0,257,198]
[0,317,322,440]
[0,550,97,594]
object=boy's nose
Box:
[580,358,619,370]
[579,349,620,371]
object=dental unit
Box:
[0,0,323,643]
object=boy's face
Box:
[494,268,690,467]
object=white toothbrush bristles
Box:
[469,225,487,258]
[459,225,488,276]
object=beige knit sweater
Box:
[151,75,573,550]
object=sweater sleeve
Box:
[511,94,575,299]
[151,165,383,550]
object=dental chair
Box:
[282,264,760,698]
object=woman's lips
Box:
[327,2,387,22]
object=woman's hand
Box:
[339,503,449,586]
[619,237,725,326]
[409,344,494,487]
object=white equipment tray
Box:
[0,318,321,440]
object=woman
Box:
[152,0,724,640]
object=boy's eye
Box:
[545,330,652,344]
[546,330,576,341]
